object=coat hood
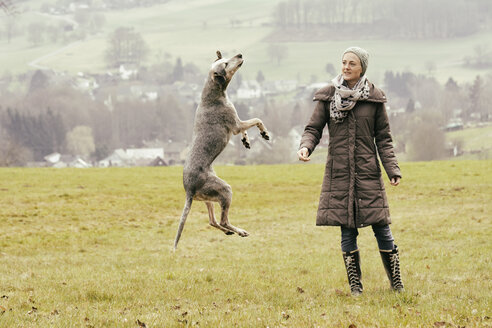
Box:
[313,82,387,103]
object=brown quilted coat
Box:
[300,82,401,228]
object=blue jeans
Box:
[341,224,395,252]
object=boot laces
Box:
[389,253,403,289]
[345,255,360,289]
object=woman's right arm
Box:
[298,100,328,158]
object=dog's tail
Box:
[174,195,193,250]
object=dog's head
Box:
[209,50,243,88]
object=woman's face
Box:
[342,52,363,85]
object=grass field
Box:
[446,125,492,160]
[1,0,492,83]
[0,161,490,327]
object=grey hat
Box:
[343,46,369,76]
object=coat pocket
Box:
[321,155,333,192]
[356,154,379,179]
[357,190,384,209]
[332,154,349,179]
[319,191,348,209]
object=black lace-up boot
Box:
[379,245,404,292]
[342,249,363,296]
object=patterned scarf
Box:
[330,74,370,123]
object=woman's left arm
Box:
[374,102,402,181]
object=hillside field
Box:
[446,125,492,160]
[0,160,490,327]
[1,0,492,83]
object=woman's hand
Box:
[297,147,310,162]
[390,177,400,186]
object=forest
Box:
[271,0,492,39]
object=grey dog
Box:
[173,51,270,249]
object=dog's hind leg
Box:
[205,202,234,235]
[219,200,249,237]
[199,175,249,237]
[215,185,249,237]
[174,196,193,250]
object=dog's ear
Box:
[215,50,222,62]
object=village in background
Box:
[1,0,491,168]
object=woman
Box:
[297,47,404,296]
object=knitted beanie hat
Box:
[343,47,369,76]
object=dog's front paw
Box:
[261,131,270,141]
[241,137,250,149]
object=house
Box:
[236,80,262,100]
[44,152,61,165]
[163,141,188,165]
[130,84,159,102]
[172,81,201,103]
[443,118,464,132]
[73,72,99,98]
[98,149,128,167]
[142,139,189,165]
[99,148,164,167]
[149,156,167,166]
[119,64,139,80]
[262,80,298,96]
[126,148,164,166]
[44,152,92,168]
[65,157,92,168]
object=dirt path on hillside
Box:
[28,12,80,70]
[28,41,82,70]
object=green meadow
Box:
[2,0,492,83]
[446,125,492,160]
[0,160,490,327]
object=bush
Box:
[406,112,446,161]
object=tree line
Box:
[382,72,491,161]
[0,79,196,165]
[272,0,492,39]
[1,69,491,166]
